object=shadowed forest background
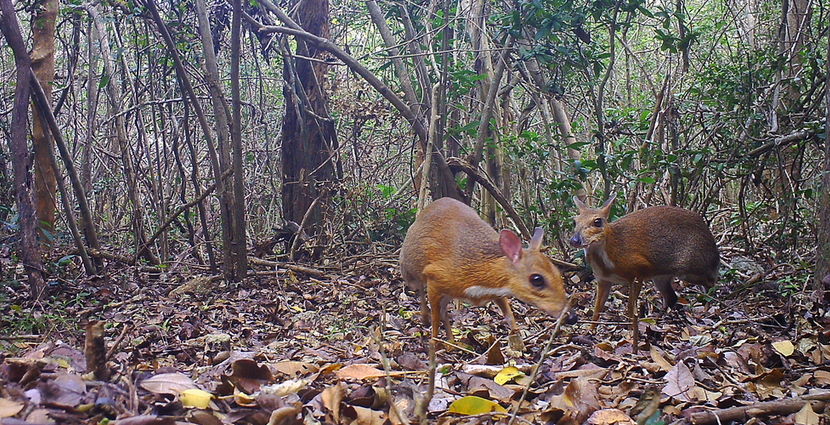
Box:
[0,0,829,423]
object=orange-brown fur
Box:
[571,195,719,341]
[400,197,567,343]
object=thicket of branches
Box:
[0,0,827,299]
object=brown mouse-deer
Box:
[570,194,719,344]
[400,197,567,349]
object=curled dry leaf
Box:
[267,406,302,425]
[230,359,274,394]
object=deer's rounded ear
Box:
[499,229,523,264]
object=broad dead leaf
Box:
[0,398,24,418]
[772,340,795,357]
[42,373,86,407]
[793,402,821,425]
[649,347,673,372]
[140,373,196,395]
[335,364,385,380]
[547,377,601,425]
[585,408,636,425]
[321,383,346,423]
[662,361,697,402]
[272,361,319,377]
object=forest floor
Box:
[1,245,829,425]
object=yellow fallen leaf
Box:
[234,390,256,407]
[448,396,507,415]
[772,340,795,357]
[180,388,213,409]
[494,366,524,385]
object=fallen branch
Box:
[688,392,830,425]
[248,256,328,278]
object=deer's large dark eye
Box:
[593,218,604,227]
[529,274,546,289]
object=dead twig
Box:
[688,392,830,425]
[507,299,573,425]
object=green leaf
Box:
[98,74,111,89]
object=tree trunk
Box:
[82,20,99,217]
[815,33,830,304]
[30,0,59,237]
[229,0,248,278]
[280,0,340,248]
[85,4,158,264]
[0,0,46,299]
[194,0,243,279]
[144,0,223,273]
[259,1,462,202]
